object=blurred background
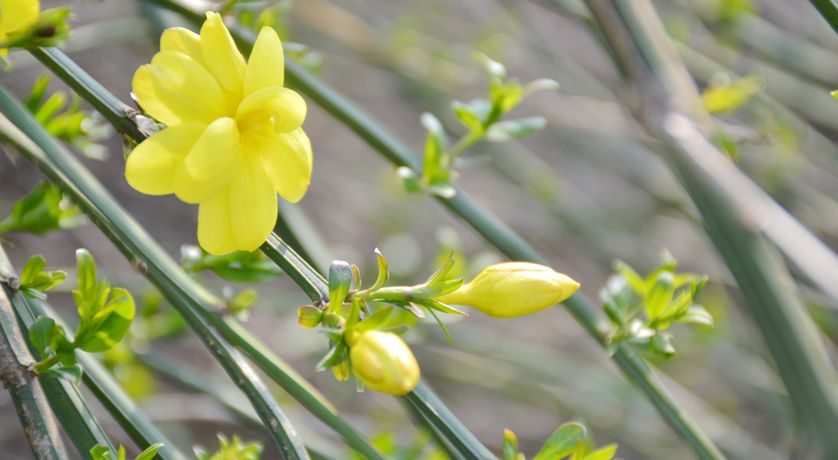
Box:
[1,0,837,458]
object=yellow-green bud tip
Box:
[437,262,580,318]
[297,305,322,328]
[349,330,420,395]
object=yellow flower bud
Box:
[347,330,420,395]
[437,262,580,318]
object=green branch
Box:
[584,0,838,455]
[809,0,838,34]
[0,271,68,460]
[0,86,308,460]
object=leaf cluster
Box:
[0,182,83,235]
[27,250,136,384]
[399,53,557,197]
[503,422,617,460]
[194,434,262,460]
[90,443,162,460]
[600,253,713,358]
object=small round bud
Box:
[437,262,580,318]
[297,305,322,328]
[348,330,420,395]
[331,361,350,382]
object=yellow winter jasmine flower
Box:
[438,262,580,318]
[0,0,40,55]
[125,12,312,255]
[346,330,420,395]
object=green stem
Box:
[32,354,60,374]
[0,276,69,460]
[585,0,838,455]
[40,5,717,457]
[808,0,838,34]
[0,248,115,459]
[0,72,384,458]
[0,86,309,460]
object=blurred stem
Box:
[809,0,838,33]
[95,1,718,456]
[584,0,838,454]
[0,248,115,459]
[0,86,309,460]
[28,297,187,460]
[0,274,68,460]
[2,61,384,460]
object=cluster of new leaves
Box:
[349,430,447,460]
[24,75,110,160]
[181,245,281,318]
[303,250,465,386]
[194,434,262,460]
[600,254,713,358]
[27,249,136,384]
[503,422,617,460]
[222,0,322,73]
[0,182,83,235]
[0,8,71,54]
[90,443,162,460]
[399,53,558,197]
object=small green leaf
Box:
[502,429,520,460]
[421,112,451,184]
[328,260,353,310]
[581,443,617,460]
[702,74,762,114]
[486,117,546,142]
[533,422,587,460]
[371,248,390,291]
[451,100,484,134]
[832,90,838,100]
[135,443,163,460]
[28,316,56,355]
[474,52,507,82]
[316,341,347,371]
[89,445,111,460]
[75,288,136,353]
[678,305,714,327]
[645,272,674,320]
[45,364,82,385]
[0,183,82,235]
[650,332,676,358]
[227,288,257,316]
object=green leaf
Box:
[181,246,282,283]
[135,443,163,460]
[486,117,546,142]
[371,248,389,291]
[701,74,762,114]
[502,429,520,460]
[533,422,587,460]
[45,364,82,385]
[0,182,81,234]
[581,443,617,460]
[614,261,647,297]
[316,341,348,371]
[650,332,676,358]
[227,288,257,316]
[474,52,507,82]
[678,305,714,327]
[19,255,67,297]
[645,272,674,320]
[75,288,136,353]
[328,260,353,310]
[90,445,110,460]
[451,100,484,134]
[421,112,451,184]
[28,316,56,354]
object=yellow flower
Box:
[347,330,420,395]
[125,13,312,255]
[0,0,40,55]
[437,262,580,318]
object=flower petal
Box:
[125,123,205,195]
[160,27,204,65]
[200,12,246,97]
[136,51,227,124]
[246,128,312,203]
[175,117,242,203]
[197,190,236,255]
[244,26,284,96]
[236,86,306,133]
[1,0,40,33]
[132,65,180,126]
[228,156,277,251]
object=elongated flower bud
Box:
[346,330,420,395]
[437,262,580,318]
